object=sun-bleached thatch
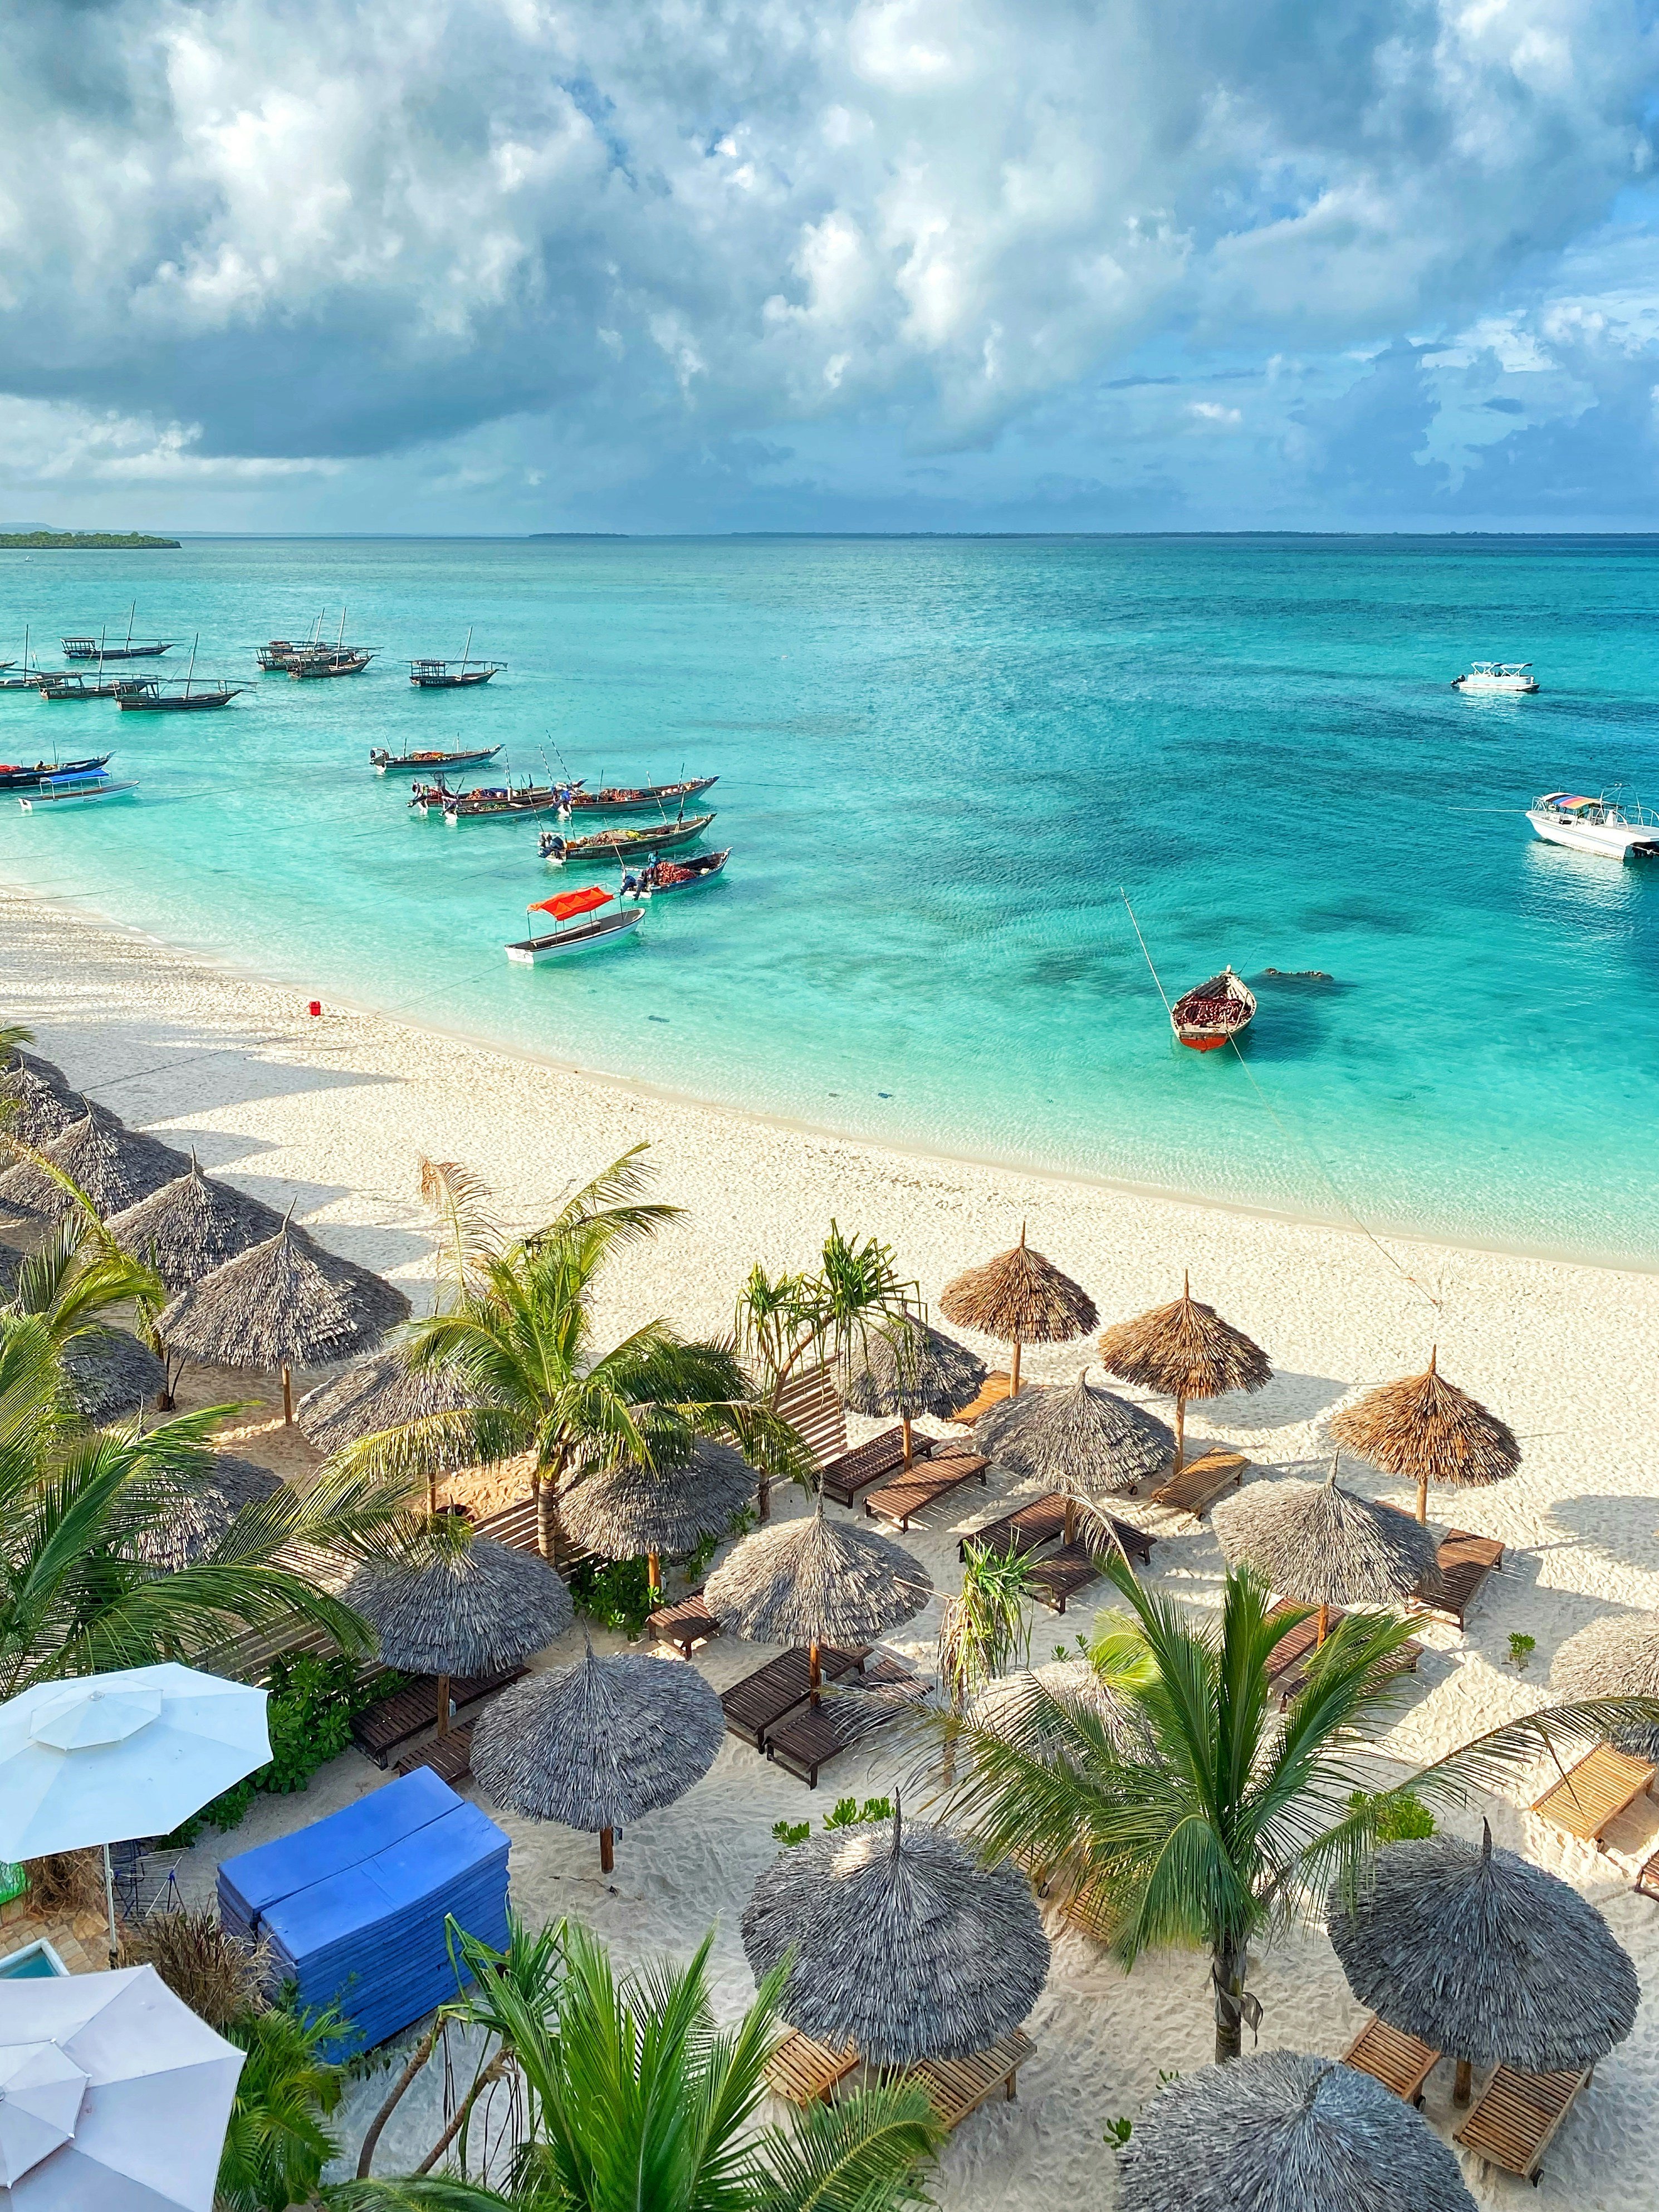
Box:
[1327,1821,1639,2072]
[134,1454,283,1571]
[939,1226,1097,1393]
[343,1535,573,1676]
[1550,1613,1659,1759]
[742,1806,1049,2064]
[296,1347,478,1461]
[0,1109,190,1225]
[61,1328,165,1422]
[8,1048,72,1095]
[560,1439,756,1565]
[107,1159,287,1294]
[1117,2049,1476,2212]
[973,1371,1174,1499]
[159,1218,410,1373]
[471,1646,723,1836]
[1329,1349,1519,1525]
[704,1500,932,1648]
[1212,1455,1443,1608]
[1095,1273,1271,1469]
[841,1314,986,1422]
[0,1063,81,1148]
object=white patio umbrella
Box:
[0,1962,244,2211]
[0,1665,269,1965]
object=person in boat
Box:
[619,868,640,899]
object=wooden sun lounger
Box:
[645,1587,720,1657]
[1634,1846,1659,1900]
[1264,1602,1422,1706]
[394,1723,474,1785]
[1414,1529,1504,1628]
[864,1454,989,1532]
[764,1668,930,1787]
[1455,2062,1593,2182]
[350,1665,528,1766]
[898,2030,1036,2130]
[765,2028,858,2107]
[1022,1509,1156,1614]
[1532,1743,1657,1848]
[951,1371,1013,1426]
[819,1427,934,1508]
[960,1493,1069,1562]
[1342,2015,1440,2107]
[721,1645,868,1749]
[1149,1449,1247,1521]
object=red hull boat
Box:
[1171,967,1256,1051]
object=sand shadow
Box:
[1542,1495,1659,1575]
[1230,1372,1349,1430]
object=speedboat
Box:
[1170,967,1256,1051]
[1526,791,1659,860]
[17,768,137,809]
[1453,662,1538,693]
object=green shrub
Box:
[1509,1632,1536,1670]
[1349,1786,1436,1842]
[570,1554,654,1638]
[772,1821,811,1848]
[822,1795,893,1831]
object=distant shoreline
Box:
[0,531,179,549]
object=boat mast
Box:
[124,601,135,654]
[461,624,473,671]
[336,606,346,652]
[184,634,198,699]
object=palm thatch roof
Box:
[841,1315,986,1421]
[1326,1822,1640,2071]
[471,1646,723,1831]
[742,1807,1050,2064]
[296,1347,478,1461]
[159,1218,410,1373]
[1212,1457,1443,1606]
[938,1227,1098,1349]
[703,1502,932,1647]
[1328,1350,1519,1499]
[107,1160,287,1294]
[134,1454,284,1571]
[1117,2050,1476,2212]
[0,1244,18,1298]
[0,1064,81,1148]
[1095,1275,1272,1405]
[970,1656,1138,1762]
[0,1109,190,1226]
[61,1328,165,1422]
[560,1439,756,1562]
[1550,1613,1659,1759]
[9,1048,72,1096]
[973,1371,1174,1498]
[343,1535,573,1676]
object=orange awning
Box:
[528,885,613,923]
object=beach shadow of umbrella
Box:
[1544,1496,1659,1574]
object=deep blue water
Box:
[1,534,1656,1265]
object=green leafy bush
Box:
[570,1554,654,1638]
[823,1795,893,1831]
[1348,1786,1436,1843]
[772,1820,811,1848]
[1509,1632,1536,1669]
[166,1656,406,1843]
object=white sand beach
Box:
[7,884,1659,2209]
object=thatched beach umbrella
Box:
[1329,1348,1519,1526]
[975,1369,1173,1536]
[0,1108,190,1226]
[1551,1613,1659,1759]
[704,1496,932,1702]
[1212,1452,1442,1643]
[107,1157,286,1295]
[0,1062,80,1148]
[344,1533,574,1738]
[561,1438,756,1596]
[1117,2049,1476,2212]
[159,1216,410,1422]
[938,1225,1097,1397]
[471,1644,723,1873]
[841,1313,987,1465]
[742,1804,1050,2064]
[296,1345,481,1509]
[1096,1271,1271,1475]
[134,1454,283,1571]
[970,1655,1136,1765]
[1327,1821,1640,2107]
[61,1328,167,1423]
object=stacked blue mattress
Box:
[218,1769,510,2055]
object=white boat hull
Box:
[17,780,136,809]
[1526,811,1659,859]
[1454,674,1537,693]
[505,908,643,963]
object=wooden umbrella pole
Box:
[1453,2057,1472,2106]
[600,1826,615,1873]
[281,1362,293,1424]
[647,1553,661,1596]
[808,1638,822,1707]
[1416,1472,1429,1526]
[1063,1495,1076,1545]
[1173,1394,1186,1476]
[901,1412,913,1469]
[436,1672,451,1737]
[1316,1602,1329,1646]
[1010,1337,1022,1397]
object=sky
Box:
[4,0,1659,534]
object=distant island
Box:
[0,531,180,550]
[528,532,628,540]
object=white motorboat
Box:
[1526,790,1659,860]
[1453,662,1538,693]
[17,769,137,809]
[505,885,643,963]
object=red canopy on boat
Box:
[528,885,613,923]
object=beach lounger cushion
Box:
[765,2028,858,2107]
[721,1645,868,1748]
[1342,2015,1440,2107]
[898,2030,1036,2130]
[1455,2062,1593,2181]
[1149,1450,1248,1520]
[863,1454,990,1531]
[1532,1744,1657,1847]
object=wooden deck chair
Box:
[951,1371,1014,1426]
[644,1586,720,1656]
[765,2029,858,2107]
[960,1494,1069,1562]
[1532,1744,1657,1848]
[1416,1529,1504,1628]
[1455,2062,1594,2182]
[720,1645,868,1749]
[350,1666,526,1766]
[394,1724,475,1785]
[899,2031,1036,2130]
[1342,2015,1440,2107]
[1149,1450,1247,1522]
[765,1670,931,1787]
[818,1428,934,1508]
[863,1454,990,1532]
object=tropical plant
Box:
[937,1554,1658,2063]
[336,1914,940,2212]
[218,1998,348,2212]
[341,1149,811,1559]
[120,1906,271,2029]
[4,1208,163,1347]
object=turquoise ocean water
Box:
[1,534,1657,1267]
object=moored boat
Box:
[373,745,505,775]
[291,649,374,679]
[119,684,244,711]
[427,781,567,821]
[408,628,502,687]
[17,768,137,809]
[1526,790,1659,859]
[505,886,643,963]
[37,673,155,701]
[565,776,718,815]
[63,606,177,660]
[0,755,110,791]
[1453,662,1538,693]
[1170,967,1256,1051]
[621,848,731,896]
[539,811,716,862]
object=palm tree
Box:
[342,1149,811,1560]
[338,1914,940,2212]
[216,1999,347,2212]
[938,1539,1035,1780]
[937,1555,1652,2063]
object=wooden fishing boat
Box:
[63,606,177,660]
[539,812,716,862]
[373,745,504,775]
[257,639,327,671]
[0,755,110,791]
[434,782,567,821]
[505,886,643,964]
[1170,967,1256,1051]
[17,768,138,809]
[408,628,502,686]
[37,673,155,701]
[291,650,375,679]
[624,848,731,896]
[565,776,717,815]
[120,684,244,711]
